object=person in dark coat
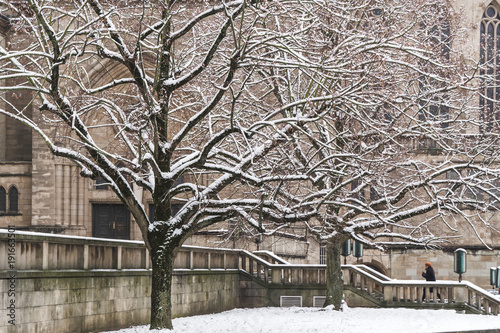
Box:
[422,262,441,301]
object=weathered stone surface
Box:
[0,269,246,333]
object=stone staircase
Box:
[246,250,500,315]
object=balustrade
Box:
[2,229,499,315]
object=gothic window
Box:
[418,10,451,149]
[319,243,326,265]
[0,186,5,213]
[480,4,500,131]
[8,186,18,213]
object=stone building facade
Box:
[1,0,500,289]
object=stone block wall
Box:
[0,271,151,333]
[361,248,500,289]
[0,269,241,333]
[239,275,268,308]
[172,270,240,318]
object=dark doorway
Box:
[92,204,130,239]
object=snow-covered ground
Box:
[102,306,500,333]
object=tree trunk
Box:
[149,244,178,330]
[324,239,344,310]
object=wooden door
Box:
[92,204,130,240]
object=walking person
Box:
[422,262,441,302]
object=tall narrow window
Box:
[370,186,381,202]
[350,178,365,203]
[319,243,326,265]
[490,180,500,207]
[418,11,451,149]
[8,186,18,213]
[0,186,6,213]
[480,4,500,131]
[465,170,484,203]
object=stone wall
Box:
[0,271,150,333]
[0,269,241,333]
[0,233,247,332]
[173,270,240,318]
[239,274,268,308]
[360,248,500,289]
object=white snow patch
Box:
[100,307,500,333]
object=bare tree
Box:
[250,0,500,309]
[0,0,326,329]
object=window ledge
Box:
[0,212,21,216]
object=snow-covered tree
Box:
[0,0,325,329]
[2,0,500,327]
[251,0,500,309]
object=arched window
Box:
[8,186,18,213]
[0,186,6,213]
[480,4,500,131]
